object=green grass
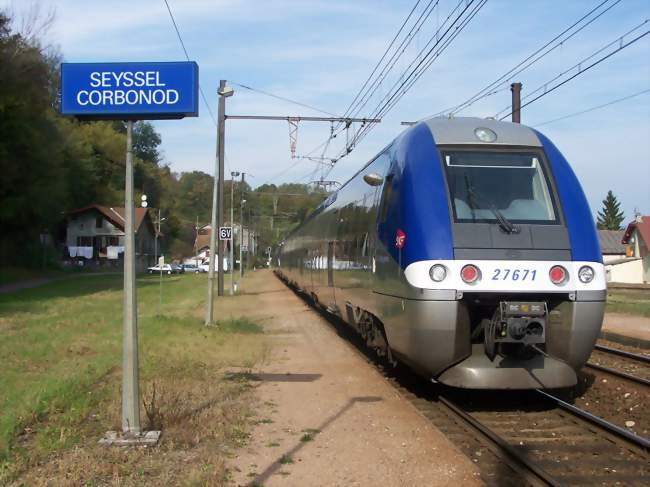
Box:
[279,454,293,465]
[219,317,264,334]
[299,428,320,442]
[606,290,650,317]
[0,273,266,483]
[0,267,64,287]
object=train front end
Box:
[384,117,605,389]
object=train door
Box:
[365,152,393,291]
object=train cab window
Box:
[442,150,558,224]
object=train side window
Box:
[379,174,394,223]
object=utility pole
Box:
[122,120,140,434]
[194,215,199,266]
[206,80,233,325]
[511,82,522,124]
[239,173,245,280]
[271,193,278,231]
[229,171,240,295]
[158,209,162,315]
[247,206,252,271]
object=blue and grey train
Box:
[277,117,605,389]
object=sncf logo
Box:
[395,229,406,249]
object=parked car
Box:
[148,264,172,275]
[198,258,228,273]
[170,263,184,274]
[182,263,200,273]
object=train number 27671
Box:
[491,268,537,281]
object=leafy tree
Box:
[0,12,67,264]
[596,190,625,230]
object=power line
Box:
[231,82,337,116]
[496,20,650,120]
[162,0,231,173]
[308,0,439,165]
[533,88,650,127]
[338,0,487,159]
[327,0,473,165]
[427,0,622,119]
[342,1,440,124]
[337,0,426,123]
[162,0,217,128]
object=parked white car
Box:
[147,264,173,275]
[199,258,229,273]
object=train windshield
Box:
[442,150,558,224]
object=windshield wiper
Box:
[464,177,520,234]
[487,204,520,234]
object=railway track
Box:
[278,275,650,486]
[586,343,650,386]
[395,376,650,486]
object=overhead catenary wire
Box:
[306,0,439,165]
[425,0,623,119]
[495,20,650,120]
[231,82,338,117]
[533,88,650,127]
[334,0,487,162]
[340,0,441,125]
[336,0,426,124]
[323,0,476,168]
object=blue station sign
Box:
[60,61,199,119]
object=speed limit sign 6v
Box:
[219,226,232,240]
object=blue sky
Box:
[4,0,649,220]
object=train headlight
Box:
[429,264,447,282]
[578,265,595,283]
[474,127,497,143]
[460,264,481,284]
[549,265,568,285]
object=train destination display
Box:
[60,61,199,119]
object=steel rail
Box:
[594,344,650,364]
[437,395,561,487]
[585,361,650,387]
[535,389,650,451]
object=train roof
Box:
[421,116,541,147]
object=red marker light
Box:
[461,264,480,284]
[549,265,568,285]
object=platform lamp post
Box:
[206,81,234,326]
[230,171,240,295]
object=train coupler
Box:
[485,301,547,360]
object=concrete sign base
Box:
[99,430,161,447]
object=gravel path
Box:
[229,270,483,486]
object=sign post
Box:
[122,120,140,435]
[60,61,198,446]
[219,226,233,293]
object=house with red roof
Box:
[619,215,650,284]
[65,205,157,271]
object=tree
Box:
[597,190,625,230]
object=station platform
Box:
[600,312,650,349]
[230,270,483,486]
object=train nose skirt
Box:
[436,344,577,389]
